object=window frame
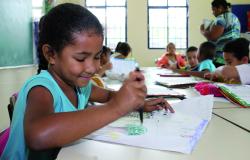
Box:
[147,0,189,49]
[85,0,128,49]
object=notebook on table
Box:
[146,85,185,99]
[217,84,250,108]
[155,77,203,88]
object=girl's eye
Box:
[94,55,101,60]
[94,51,103,60]
[75,57,86,62]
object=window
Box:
[86,0,127,49]
[32,0,44,20]
[148,0,188,49]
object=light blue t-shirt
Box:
[198,59,216,72]
[1,70,92,160]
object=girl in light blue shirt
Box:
[1,3,174,160]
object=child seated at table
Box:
[111,42,132,59]
[185,46,199,71]
[1,4,174,159]
[173,41,216,78]
[205,38,250,83]
[91,46,113,88]
[156,42,186,69]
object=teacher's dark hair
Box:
[211,0,231,10]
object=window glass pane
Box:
[106,7,126,49]
[106,0,126,6]
[149,9,168,48]
[168,8,187,48]
[88,8,105,26]
[88,8,106,45]
[148,0,167,7]
[32,0,43,7]
[86,0,105,6]
[86,1,127,48]
[168,0,186,6]
[148,0,188,49]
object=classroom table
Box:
[58,67,250,159]
[213,108,250,132]
[57,115,250,160]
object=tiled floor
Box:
[0,65,37,131]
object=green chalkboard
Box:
[0,0,33,67]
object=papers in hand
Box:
[203,19,213,29]
[85,95,214,154]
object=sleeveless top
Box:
[1,70,92,160]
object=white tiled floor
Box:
[0,65,37,131]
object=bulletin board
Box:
[231,4,250,33]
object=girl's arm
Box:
[24,71,146,151]
[89,84,116,103]
[173,69,208,78]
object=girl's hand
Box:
[204,72,220,81]
[143,97,174,113]
[109,71,147,116]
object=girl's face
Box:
[166,44,176,55]
[223,52,244,66]
[212,6,223,17]
[187,51,198,68]
[51,32,103,88]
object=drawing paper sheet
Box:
[110,58,137,75]
[85,95,214,154]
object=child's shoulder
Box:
[21,70,58,93]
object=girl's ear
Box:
[42,44,56,65]
[241,56,249,64]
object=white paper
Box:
[110,58,137,75]
[85,95,214,154]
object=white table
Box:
[57,115,250,160]
[213,108,250,132]
[58,67,250,159]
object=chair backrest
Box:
[0,128,10,156]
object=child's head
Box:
[166,42,176,55]
[37,3,103,86]
[198,41,216,62]
[186,46,198,68]
[115,42,132,58]
[100,46,112,66]
[223,38,249,66]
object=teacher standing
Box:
[200,0,241,67]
